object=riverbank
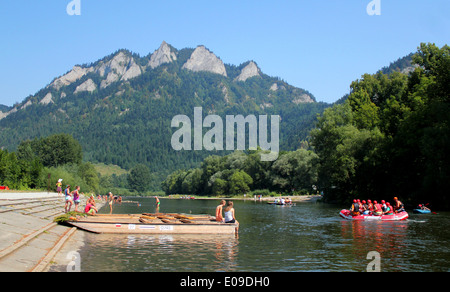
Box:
[167,194,323,203]
[0,191,105,272]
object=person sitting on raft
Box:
[224,201,239,234]
[350,200,360,216]
[383,202,394,215]
[361,200,370,215]
[373,200,383,216]
[216,200,226,222]
[393,197,405,213]
[367,200,374,214]
[418,204,431,211]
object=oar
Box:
[424,203,438,214]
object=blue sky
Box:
[0,0,448,106]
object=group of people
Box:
[274,197,293,205]
[350,197,405,216]
[62,184,98,215]
[215,200,239,233]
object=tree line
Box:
[162,43,449,209]
[161,148,319,197]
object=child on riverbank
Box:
[64,185,72,213]
[73,186,81,212]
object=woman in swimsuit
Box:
[224,201,239,234]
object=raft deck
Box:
[68,213,238,235]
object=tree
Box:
[18,134,82,167]
[271,149,319,193]
[128,164,151,193]
[229,170,253,195]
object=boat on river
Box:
[267,202,296,206]
[339,209,409,221]
[413,209,431,214]
[67,213,238,235]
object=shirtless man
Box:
[215,200,226,222]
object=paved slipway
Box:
[0,192,95,272]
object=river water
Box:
[71,198,450,272]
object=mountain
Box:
[379,53,416,75]
[0,42,326,183]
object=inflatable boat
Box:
[339,209,409,221]
[413,209,431,214]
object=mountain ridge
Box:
[0,42,315,120]
[0,42,325,182]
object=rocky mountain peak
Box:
[148,41,177,69]
[95,51,143,88]
[235,61,260,82]
[182,46,227,77]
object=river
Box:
[58,198,450,272]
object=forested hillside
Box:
[0,42,328,187]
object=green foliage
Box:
[0,148,43,190]
[162,149,319,196]
[127,164,152,193]
[17,134,82,167]
[311,43,450,208]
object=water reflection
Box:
[340,220,410,271]
[81,233,239,272]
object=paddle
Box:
[425,203,438,215]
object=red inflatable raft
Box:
[340,210,409,221]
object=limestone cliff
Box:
[182,46,227,77]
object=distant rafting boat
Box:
[413,209,432,214]
[267,202,296,206]
[67,213,238,235]
[339,209,409,221]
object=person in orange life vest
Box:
[373,200,383,216]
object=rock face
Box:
[51,66,93,90]
[39,92,54,105]
[292,93,314,104]
[149,41,177,69]
[182,46,227,77]
[74,79,97,94]
[96,51,143,88]
[235,61,260,82]
[49,51,143,91]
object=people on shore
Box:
[56,179,63,196]
[73,186,81,212]
[85,195,98,215]
[64,185,73,213]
